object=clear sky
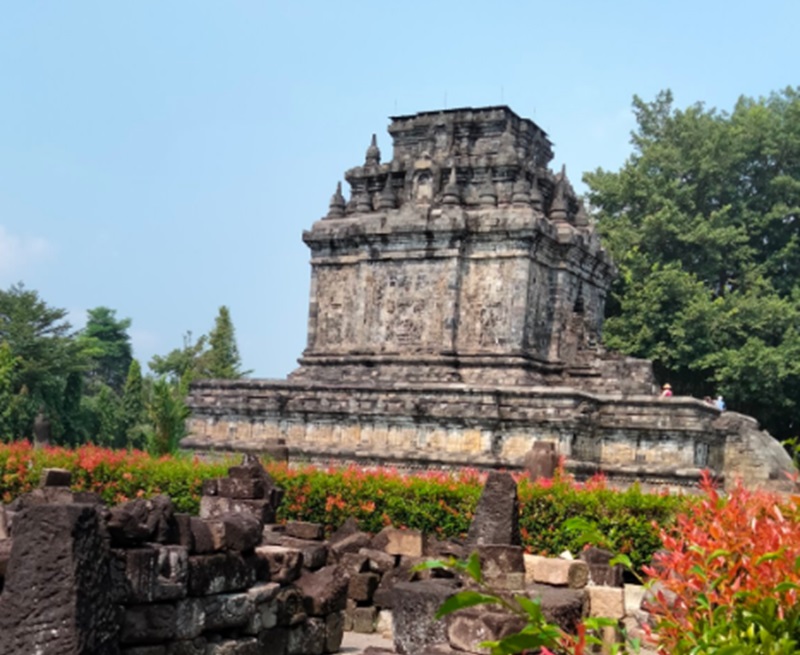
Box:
[1,1,797,378]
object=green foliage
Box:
[146,377,190,455]
[586,87,800,439]
[149,331,209,384]
[79,307,133,394]
[0,282,91,441]
[0,441,231,513]
[206,306,249,378]
[418,553,638,654]
[121,359,148,450]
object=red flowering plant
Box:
[643,470,800,654]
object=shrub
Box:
[644,471,800,654]
[0,443,684,574]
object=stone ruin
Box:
[0,464,663,655]
[182,105,795,491]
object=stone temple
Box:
[183,106,794,490]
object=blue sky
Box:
[1,1,797,378]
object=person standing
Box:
[660,383,673,398]
[715,395,726,411]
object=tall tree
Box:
[206,306,248,379]
[149,331,209,384]
[585,87,800,439]
[147,377,189,455]
[121,359,148,449]
[0,283,89,440]
[80,307,133,394]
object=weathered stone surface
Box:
[527,584,586,633]
[244,582,281,633]
[339,551,370,574]
[465,471,520,549]
[587,585,625,619]
[202,592,255,631]
[187,552,257,596]
[329,530,372,559]
[447,608,526,655]
[0,538,12,579]
[121,604,177,645]
[478,544,526,590]
[219,513,262,552]
[217,476,269,500]
[294,565,350,616]
[324,611,345,653]
[175,597,205,640]
[524,554,589,588]
[40,467,72,487]
[0,503,119,655]
[372,526,424,557]
[348,571,381,602]
[108,495,177,546]
[166,638,207,655]
[261,532,329,570]
[199,496,277,525]
[392,580,460,655]
[0,503,9,539]
[328,516,360,544]
[360,547,396,574]
[274,586,307,626]
[256,627,290,655]
[524,441,559,481]
[121,646,166,655]
[579,546,624,587]
[285,520,324,541]
[373,559,416,609]
[287,617,325,655]
[352,606,377,633]
[376,609,393,639]
[205,638,261,655]
[254,545,304,583]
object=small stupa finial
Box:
[327,181,346,218]
[365,133,381,166]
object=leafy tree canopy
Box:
[0,283,90,439]
[586,87,800,440]
[79,306,133,394]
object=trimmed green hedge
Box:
[0,442,686,571]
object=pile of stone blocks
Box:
[0,461,348,655]
[359,471,656,655]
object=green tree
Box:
[149,331,209,384]
[206,306,248,379]
[147,377,189,455]
[586,87,800,439]
[121,359,148,449]
[60,370,86,446]
[0,341,18,440]
[0,283,90,440]
[84,383,123,448]
[80,306,133,394]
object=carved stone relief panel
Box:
[458,257,528,353]
[363,259,455,353]
[312,265,357,351]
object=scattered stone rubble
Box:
[0,463,659,655]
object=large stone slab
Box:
[0,503,119,654]
[464,471,521,550]
[392,579,460,655]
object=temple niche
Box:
[183,106,796,492]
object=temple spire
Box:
[377,174,396,210]
[549,165,568,223]
[442,165,460,205]
[327,181,346,218]
[365,133,381,167]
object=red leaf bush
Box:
[644,470,800,654]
